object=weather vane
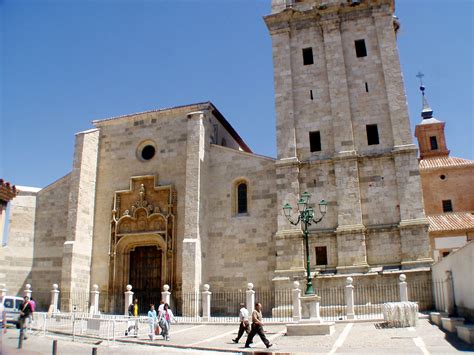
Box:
[416,71,425,95]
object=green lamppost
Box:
[283,193,328,295]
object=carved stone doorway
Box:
[108,176,176,314]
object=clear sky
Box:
[1,0,473,188]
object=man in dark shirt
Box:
[19,296,32,340]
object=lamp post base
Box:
[286,294,335,336]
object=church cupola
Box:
[414,74,450,159]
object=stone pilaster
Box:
[182,111,205,293]
[269,25,297,160]
[322,19,355,153]
[372,10,412,147]
[393,146,432,269]
[60,129,100,311]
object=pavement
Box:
[1,319,473,354]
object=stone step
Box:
[456,324,474,344]
[430,311,448,326]
[441,317,465,333]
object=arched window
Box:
[237,182,248,214]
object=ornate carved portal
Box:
[108,176,176,312]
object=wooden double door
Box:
[129,246,162,313]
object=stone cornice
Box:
[264,0,393,33]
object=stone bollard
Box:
[399,274,408,302]
[292,281,302,322]
[162,284,171,305]
[345,277,355,319]
[444,271,455,315]
[1,284,8,298]
[246,283,255,315]
[90,284,100,315]
[124,285,134,316]
[202,284,211,322]
[24,284,32,299]
[50,284,60,313]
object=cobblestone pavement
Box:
[1,319,473,354]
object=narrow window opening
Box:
[237,183,248,214]
[310,90,314,100]
[355,39,367,57]
[315,246,328,266]
[365,82,369,92]
[302,47,314,65]
[442,200,453,213]
[430,136,438,150]
[309,131,321,152]
[366,124,379,145]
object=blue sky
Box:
[1,0,473,188]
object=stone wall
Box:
[204,145,277,290]
[0,187,39,295]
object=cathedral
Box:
[1,0,434,313]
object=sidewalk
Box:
[2,319,473,354]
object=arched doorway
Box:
[108,176,176,314]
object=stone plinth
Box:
[456,325,474,344]
[430,312,448,326]
[286,293,335,336]
[441,317,464,333]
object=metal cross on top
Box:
[416,71,425,86]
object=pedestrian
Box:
[147,304,158,341]
[158,303,177,341]
[27,297,36,335]
[125,298,139,336]
[0,295,6,335]
[244,302,272,349]
[18,296,32,341]
[232,303,250,343]
[133,298,139,317]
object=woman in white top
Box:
[158,303,177,341]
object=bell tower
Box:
[265,0,432,281]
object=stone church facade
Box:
[1,0,433,313]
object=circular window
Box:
[440,174,446,180]
[141,145,155,160]
[136,140,157,162]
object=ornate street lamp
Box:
[283,193,327,295]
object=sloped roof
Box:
[419,156,474,170]
[92,101,252,153]
[427,212,474,232]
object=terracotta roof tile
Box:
[427,212,474,232]
[419,156,474,170]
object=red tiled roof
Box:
[419,156,474,170]
[427,212,474,232]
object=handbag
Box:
[154,324,160,335]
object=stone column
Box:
[444,271,455,315]
[182,111,205,295]
[345,277,355,319]
[246,283,255,315]
[399,274,408,302]
[161,284,171,305]
[60,129,100,310]
[124,285,133,316]
[292,281,301,322]
[50,284,60,313]
[201,284,211,322]
[90,284,100,315]
[24,284,32,299]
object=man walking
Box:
[244,302,272,349]
[232,303,250,343]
